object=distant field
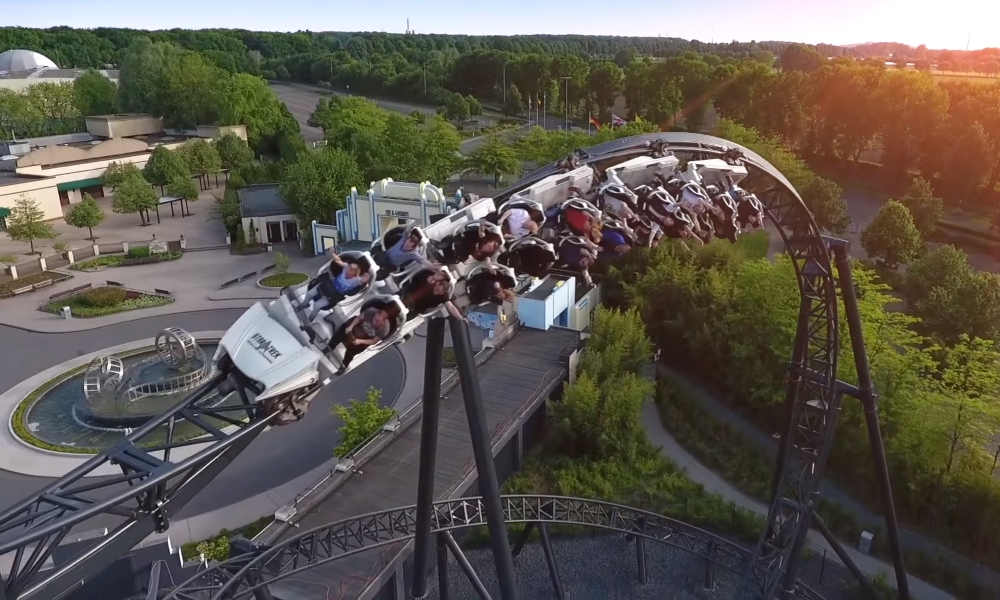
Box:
[932,71,1000,85]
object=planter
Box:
[256,272,309,289]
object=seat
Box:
[497,237,557,279]
[465,264,517,306]
[496,197,545,228]
[325,295,409,367]
[397,267,457,319]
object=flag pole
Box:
[543,91,547,130]
[588,112,592,135]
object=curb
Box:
[0,306,252,334]
[0,331,227,477]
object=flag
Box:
[611,113,626,127]
[635,115,644,123]
[537,95,542,106]
[589,113,602,131]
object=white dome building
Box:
[0,49,59,73]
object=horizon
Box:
[7,0,1000,52]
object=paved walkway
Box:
[0,249,327,332]
[647,364,984,599]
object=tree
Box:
[143,145,190,187]
[73,70,117,116]
[112,172,158,225]
[332,387,397,458]
[442,93,470,124]
[899,177,943,238]
[64,193,106,240]
[860,200,924,267]
[102,161,141,193]
[279,148,363,225]
[503,84,524,117]
[587,61,625,118]
[273,251,290,274]
[464,134,520,187]
[167,176,200,202]
[214,133,255,171]
[216,73,301,158]
[801,177,851,234]
[5,195,57,255]
[465,95,482,117]
[779,44,825,73]
[180,139,222,179]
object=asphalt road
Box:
[0,309,409,522]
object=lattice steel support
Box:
[162,496,827,600]
[0,368,273,600]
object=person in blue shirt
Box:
[299,253,371,320]
[376,225,433,278]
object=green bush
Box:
[332,388,397,458]
[78,287,127,307]
[127,246,151,258]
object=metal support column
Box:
[436,533,451,600]
[537,524,564,600]
[813,514,879,599]
[831,243,910,600]
[443,532,493,600]
[449,315,520,600]
[410,318,447,600]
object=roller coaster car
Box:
[393,264,458,319]
[370,224,429,278]
[214,252,382,422]
[704,185,741,243]
[431,221,505,277]
[497,237,558,279]
[491,197,546,234]
[324,294,410,364]
[459,264,518,307]
[553,199,602,236]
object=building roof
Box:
[0,49,58,72]
[0,68,119,81]
[0,172,53,188]
[238,184,290,218]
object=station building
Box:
[336,179,451,244]
[0,114,246,221]
[0,49,120,92]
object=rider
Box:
[434,222,504,268]
[557,237,597,287]
[299,253,371,320]
[399,267,464,320]
[376,224,433,275]
[329,303,397,375]
[496,205,540,240]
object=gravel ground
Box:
[425,534,857,599]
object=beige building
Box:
[237,184,299,245]
[0,49,119,92]
[0,114,247,221]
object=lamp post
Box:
[502,64,507,105]
[561,76,571,131]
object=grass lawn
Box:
[259,272,309,288]
[42,286,173,317]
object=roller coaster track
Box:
[0,132,884,600]
[161,495,825,600]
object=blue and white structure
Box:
[336,179,451,244]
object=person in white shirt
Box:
[497,207,539,239]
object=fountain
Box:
[20,328,238,451]
[77,328,220,428]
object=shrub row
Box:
[41,287,173,317]
[655,378,998,600]
[71,250,182,271]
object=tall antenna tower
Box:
[406,18,413,34]
[966,31,971,52]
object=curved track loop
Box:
[161,495,824,600]
[0,133,837,600]
[498,133,840,597]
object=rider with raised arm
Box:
[377,223,433,274]
[299,252,371,320]
[329,303,397,375]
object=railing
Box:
[219,264,276,290]
[1,270,73,299]
[122,352,215,402]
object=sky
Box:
[8,0,1000,51]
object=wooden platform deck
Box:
[268,326,581,599]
